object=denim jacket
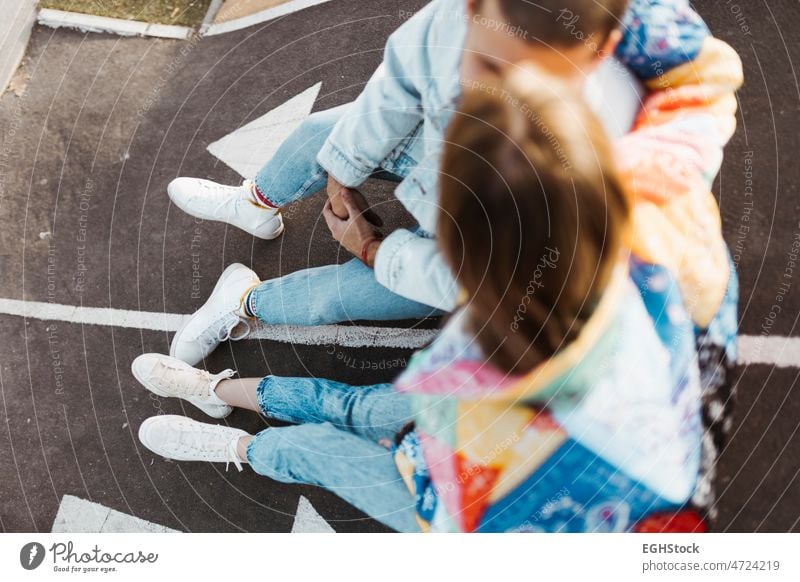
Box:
[316,0,709,309]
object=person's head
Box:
[461,0,629,86]
[438,66,630,374]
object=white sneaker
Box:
[138,415,249,472]
[132,354,235,419]
[170,263,259,366]
[168,178,284,240]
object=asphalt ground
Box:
[0,0,799,532]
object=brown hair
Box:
[488,0,629,46]
[438,68,630,374]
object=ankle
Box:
[235,435,253,463]
[238,286,258,319]
[208,374,233,406]
[248,182,279,210]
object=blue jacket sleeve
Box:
[616,0,710,80]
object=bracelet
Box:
[360,237,382,267]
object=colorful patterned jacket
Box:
[391,37,744,533]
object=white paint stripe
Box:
[204,0,334,36]
[291,496,335,533]
[0,298,436,349]
[0,298,186,332]
[38,8,194,40]
[737,335,800,369]
[52,495,178,533]
[207,83,322,179]
[1,297,799,365]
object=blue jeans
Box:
[249,104,438,325]
[246,376,419,532]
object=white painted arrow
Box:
[291,496,335,533]
[52,495,178,533]
[207,82,322,179]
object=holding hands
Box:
[323,184,384,268]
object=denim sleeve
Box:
[616,0,710,80]
[374,229,458,311]
[316,0,450,186]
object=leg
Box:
[252,104,348,207]
[214,377,261,412]
[246,423,420,532]
[137,414,418,531]
[217,375,409,443]
[248,257,442,326]
[253,100,425,206]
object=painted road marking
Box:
[1,297,798,367]
[0,298,437,349]
[291,496,336,533]
[52,495,178,533]
[737,335,800,369]
[51,494,334,533]
[205,0,336,36]
[207,83,322,179]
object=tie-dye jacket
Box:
[391,37,744,533]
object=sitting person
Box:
[133,36,743,531]
[165,0,711,366]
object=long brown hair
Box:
[438,67,630,374]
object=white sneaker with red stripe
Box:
[168,178,284,240]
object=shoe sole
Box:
[131,357,233,420]
[168,183,285,240]
[170,263,254,366]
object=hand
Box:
[323,190,383,267]
[326,175,383,226]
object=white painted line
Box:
[204,0,334,36]
[0,297,185,332]
[0,297,436,349]
[249,322,437,349]
[737,335,800,369]
[1,297,798,365]
[207,83,322,179]
[52,495,178,533]
[38,8,193,40]
[291,496,335,533]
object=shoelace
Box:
[225,439,244,473]
[206,180,264,218]
[201,313,250,346]
[213,316,251,345]
[156,362,213,398]
[155,363,236,400]
[182,425,244,472]
[209,182,247,217]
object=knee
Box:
[246,428,294,481]
[246,425,332,484]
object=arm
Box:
[373,229,458,311]
[316,0,456,189]
[615,0,710,80]
[322,189,458,311]
[619,38,744,327]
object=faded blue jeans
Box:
[248,104,439,326]
[246,375,419,532]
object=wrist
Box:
[360,238,383,268]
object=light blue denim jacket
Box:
[316,0,709,309]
